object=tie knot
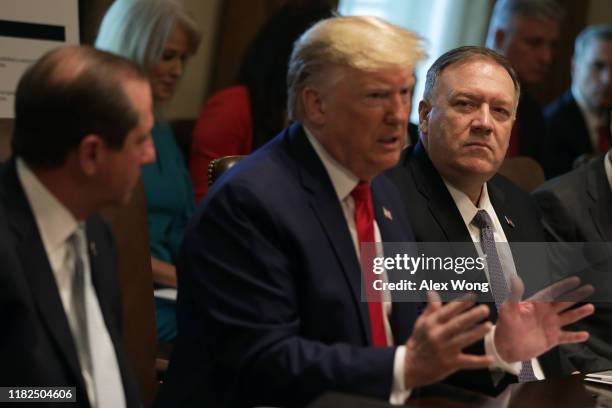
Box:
[472,209,493,230]
[68,226,86,254]
[351,181,371,204]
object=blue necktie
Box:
[472,210,537,382]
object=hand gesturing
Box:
[494,276,595,363]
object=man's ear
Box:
[302,86,327,126]
[494,29,506,50]
[418,100,431,137]
[77,134,104,176]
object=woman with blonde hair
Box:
[96,0,201,342]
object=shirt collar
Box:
[16,158,79,253]
[444,180,497,231]
[303,125,360,201]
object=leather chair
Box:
[0,119,13,162]
[498,156,546,192]
[208,155,246,186]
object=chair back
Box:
[498,156,546,192]
[208,155,246,186]
[0,119,13,162]
[100,180,158,406]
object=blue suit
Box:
[159,124,418,406]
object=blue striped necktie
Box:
[472,210,537,383]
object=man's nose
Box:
[385,93,410,125]
[539,46,554,66]
[141,139,156,165]
[472,105,493,133]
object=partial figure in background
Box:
[486,0,563,166]
[95,0,201,342]
[543,25,612,178]
[0,45,154,407]
[534,113,612,373]
[189,3,334,201]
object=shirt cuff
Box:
[485,325,545,381]
[485,326,521,375]
[390,346,412,405]
[485,325,521,375]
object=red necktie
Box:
[351,181,388,347]
[597,123,610,153]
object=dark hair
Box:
[423,46,521,105]
[12,46,147,168]
[237,2,334,149]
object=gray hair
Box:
[423,46,521,110]
[94,0,201,71]
[287,15,425,121]
[486,0,564,48]
[574,25,612,60]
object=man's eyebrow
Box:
[450,91,513,105]
[449,91,479,100]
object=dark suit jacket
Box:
[533,156,612,373]
[543,90,597,178]
[513,91,546,164]
[159,124,419,407]
[408,122,419,147]
[385,142,565,394]
[0,159,139,407]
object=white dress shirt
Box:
[303,128,410,404]
[16,158,126,408]
[444,181,544,381]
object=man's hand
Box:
[494,276,595,363]
[403,291,494,389]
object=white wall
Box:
[164,0,220,119]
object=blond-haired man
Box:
[161,16,498,407]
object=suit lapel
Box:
[487,180,520,242]
[86,219,117,336]
[372,179,406,242]
[288,125,371,344]
[0,160,85,390]
[371,178,420,344]
[409,144,472,242]
[586,158,612,240]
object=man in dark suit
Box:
[160,16,508,407]
[533,142,612,373]
[0,46,156,407]
[386,46,594,392]
[543,25,612,178]
[486,0,564,165]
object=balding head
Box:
[12,45,148,168]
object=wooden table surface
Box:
[309,375,609,407]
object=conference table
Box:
[309,375,610,407]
